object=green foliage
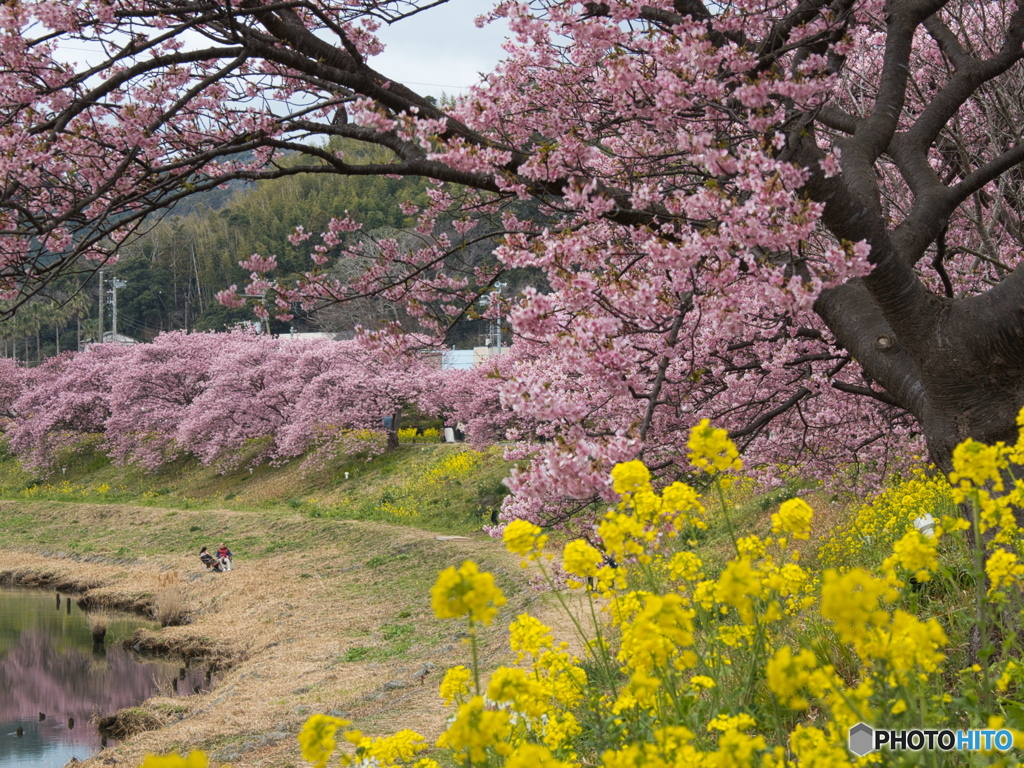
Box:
[339,646,371,662]
[0,435,509,536]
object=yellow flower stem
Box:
[582,587,619,698]
[468,618,481,697]
[969,490,993,712]
[744,617,769,710]
[660,662,692,725]
[636,557,660,595]
[714,475,740,557]
[536,555,619,697]
[767,682,788,749]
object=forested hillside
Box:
[0,140,432,358]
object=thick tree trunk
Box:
[789,2,1024,480]
[817,276,1024,474]
[386,409,401,452]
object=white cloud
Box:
[370,0,509,98]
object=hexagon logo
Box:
[849,722,875,756]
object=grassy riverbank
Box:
[0,440,512,535]
[0,442,900,768]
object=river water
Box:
[0,587,207,768]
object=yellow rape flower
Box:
[766,646,817,710]
[771,498,813,540]
[298,714,350,768]
[950,438,1007,491]
[611,460,652,496]
[707,712,758,733]
[714,557,762,624]
[883,529,939,582]
[503,519,548,560]
[562,539,604,583]
[668,551,703,581]
[986,549,1024,600]
[141,753,208,768]
[508,613,554,661]
[788,726,851,767]
[439,665,473,705]
[661,480,705,519]
[689,675,716,690]
[539,710,582,751]
[819,568,896,646]
[736,535,767,559]
[436,695,511,763]
[997,660,1020,692]
[616,593,695,673]
[358,730,428,765]
[597,511,647,563]
[622,669,661,708]
[505,743,573,768]
[431,560,506,625]
[486,667,548,718]
[715,730,767,767]
[687,419,742,474]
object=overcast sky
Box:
[53,0,510,103]
[371,0,509,99]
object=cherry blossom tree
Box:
[4,0,1024,522]
[103,331,223,468]
[174,334,326,469]
[274,333,442,463]
[0,358,24,425]
[6,348,123,470]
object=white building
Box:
[442,346,507,370]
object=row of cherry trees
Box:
[0,332,456,474]
[0,327,920,528]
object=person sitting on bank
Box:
[199,547,222,572]
[216,543,233,571]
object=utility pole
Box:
[242,292,271,334]
[98,270,105,343]
[111,277,127,341]
[484,282,508,354]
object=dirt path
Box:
[0,501,559,768]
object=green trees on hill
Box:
[0,141,429,354]
[119,140,428,337]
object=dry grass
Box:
[96,707,166,740]
[153,570,190,627]
[87,609,115,644]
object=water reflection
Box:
[0,588,207,768]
